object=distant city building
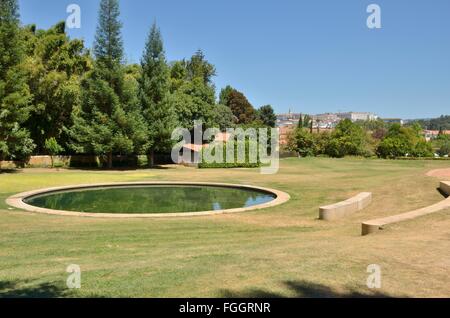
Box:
[382,118,404,125]
[312,113,340,129]
[276,109,301,127]
[337,112,378,122]
[276,111,379,129]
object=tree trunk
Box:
[147,150,155,168]
[107,152,113,169]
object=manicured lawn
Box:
[0,158,449,297]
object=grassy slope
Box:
[0,158,449,298]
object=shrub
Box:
[290,128,316,157]
[376,136,412,158]
[376,124,432,158]
[199,140,261,169]
[437,140,450,157]
[411,140,433,157]
[325,120,373,158]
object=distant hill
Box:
[410,115,450,130]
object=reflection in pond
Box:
[24,185,276,214]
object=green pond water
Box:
[24,185,276,214]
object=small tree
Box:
[287,128,317,157]
[325,119,372,158]
[44,137,64,168]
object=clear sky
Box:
[18,0,450,119]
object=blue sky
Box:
[18,0,450,118]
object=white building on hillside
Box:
[337,112,378,122]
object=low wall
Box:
[319,192,372,221]
[361,181,450,236]
[28,156,71,167]
[1,154,174,169]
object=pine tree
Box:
[139,22,176,166]
[0,0,34,161]
[93,0,123,66]
[67,0,148,168]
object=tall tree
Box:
[257,105,276,127]
[225,89,256,124]
[139,22,176,166]
[22,22,92,153]
[186,49,216,86]
[93,0,123,67]
[0,0,34,161]
[169,51,217,131]
[67,0,148,168]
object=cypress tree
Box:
[0,0,34,161]
[139,22,176,166]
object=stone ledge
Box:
[361,181,450,236]
[319,192,372,221]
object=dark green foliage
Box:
[257,105,276,128]
[289,128,316,157]
[186,49,216,85]
[225,89,256,124]
[22,22,92,153]
[219,85,234,106]
[168,50,217,131]
[376,124,432,158]
[199,139,261,169]
[0,0,34,160]
[212,104,236,131]
[325,119,372,158]
[139,22,176,164]
[169,51,217,131]
[66,0,148,168]
[93,0,123,66]
[287,128,331,157]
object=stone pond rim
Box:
[5,182,291,218]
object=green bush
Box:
[199,140,261,169]
[325,120,373,158]
[376,124,432,158]
[411,140,433,157]
[289,128,316,157]
[437,140,450,157]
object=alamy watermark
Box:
[171,121,280,175]
[367,4,382,29]
[66,4,81,29]
[66,264,81,289]
[366,264,381,289]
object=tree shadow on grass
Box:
[0,169,21,174]
[0,279,104,298]
[220,280,395,298]
[0,279,70,298]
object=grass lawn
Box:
[0,157,449,298]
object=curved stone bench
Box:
[362,181,450,236]
[319,192,372,221]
